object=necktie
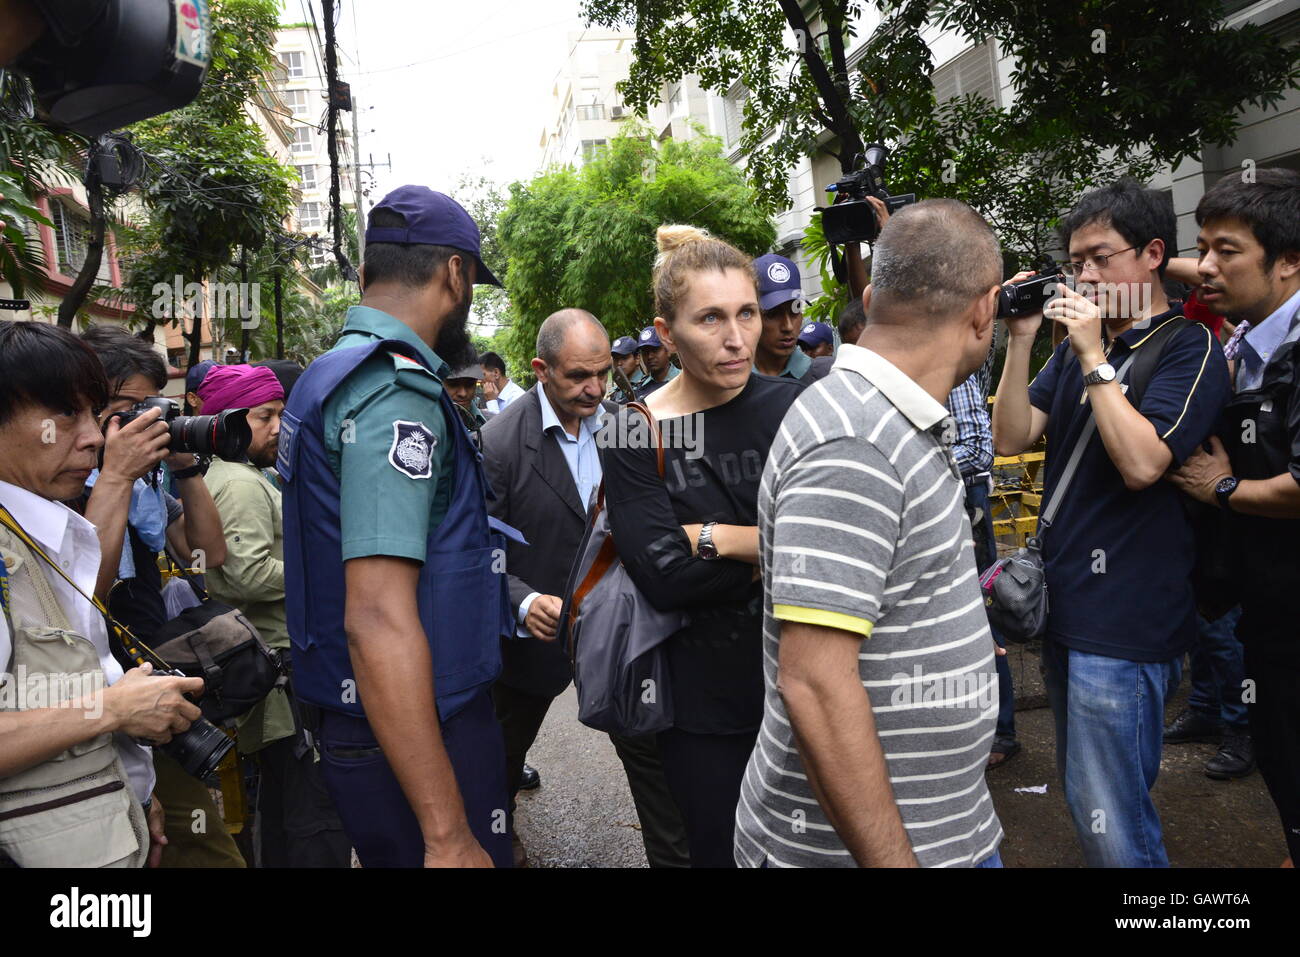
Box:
[1222,320,1251,360]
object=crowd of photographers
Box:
[1,165,1298,869]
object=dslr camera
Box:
[109,396,251,461]
[150,666,233,784]
[998,258,1067,319]
[820,143,917,245]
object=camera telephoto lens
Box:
[169,408,251,461]
[159,716,234,785]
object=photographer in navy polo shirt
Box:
[993,181,1231,867]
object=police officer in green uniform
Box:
[280,187,515,867]
[608,336,644,404]
[752,253,816,382]
[445,358,489,435]
[633,326,680,400]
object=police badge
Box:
[388,420,437,479]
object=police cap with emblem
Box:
[637,326,663,350]
[365,185,502,287]
[753,253,802,311]
[797,321,833,348]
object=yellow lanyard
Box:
[0,505,170,670]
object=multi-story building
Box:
[275,21,358,267]
[539,29,719,170]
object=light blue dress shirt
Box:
[1237,287,1300,392]
[517,385,605,634]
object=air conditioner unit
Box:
[611,106,625,118]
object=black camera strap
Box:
[829,242,848,285]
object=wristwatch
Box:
[697,522,719,560]
[1082,362,1117,386]
[1215,476,1240,512]
[171,456,211,480]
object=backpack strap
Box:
[1125,315,1193,406]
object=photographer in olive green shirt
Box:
[197,365,350,867]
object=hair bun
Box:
[655,224,712,254]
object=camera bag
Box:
[150,561,284,725]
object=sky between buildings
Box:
[333,0,587,205]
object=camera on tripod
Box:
[108,396,251,461]
[820,144,917,245]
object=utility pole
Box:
[351,95,365,265]
[321,0,347,276]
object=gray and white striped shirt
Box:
[734,344,1003,868]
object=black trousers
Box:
[1241,642,1300,861]
[492,680,690,867]
[315,690,512,868]
[253,734,352,868]
[657,726,758,868]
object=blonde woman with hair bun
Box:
[600,223,806,867]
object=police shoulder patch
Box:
[388,420,437,479]
[389,351,429,373]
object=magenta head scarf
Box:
[196,364,285,414]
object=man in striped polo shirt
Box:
[735,199,1005,868]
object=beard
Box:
[435,282,475,370]
[248,443,278,470]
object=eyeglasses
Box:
[1059,244,1142,277]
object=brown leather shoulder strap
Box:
[625,400,665,479]
[567,535,619,658]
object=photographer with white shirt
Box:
[0,321,203,868]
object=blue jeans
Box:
[966,480,1016,738]
[1187,606,1247,732]
[975,849,1003,868]
[1041,640,1182,867]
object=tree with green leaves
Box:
[496,127,775,375]
[454,172,513,336]
[121,0,296,365]
[585,0,1300,298]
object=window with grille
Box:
[49,201,113,283]
[932,41,1000,106]
[576,104,606,121]
[291,126,312,153]
[298,202,322,228]
[51,201,88,275]
[581,139,607,162]
[280,51,304,78]
[295,164,317,190]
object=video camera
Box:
[9,0,209,137]
[108,396,252,461]
[997,257,1067,320]
[820,143,917,245]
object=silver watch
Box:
[697,522,719,560]
[1082,362,1116,386]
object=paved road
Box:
[512,644,1287,868]
[513,685,649,868]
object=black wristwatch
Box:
[697,522,719,560]
[1214,476,1240,512]
[171,456,211,480]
